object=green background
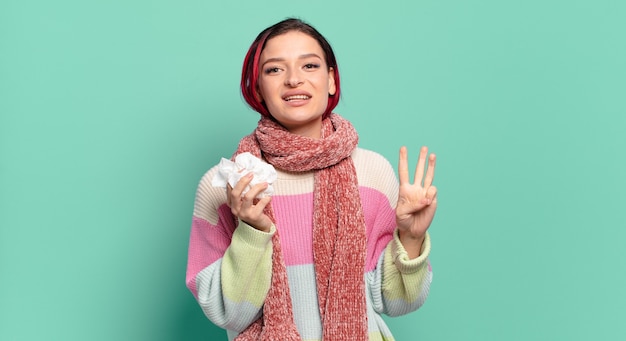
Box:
[1,0,625,340]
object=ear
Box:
[328,67,336,96]
[254,86,264,102]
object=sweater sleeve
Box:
[354,148,433,317]
[185,167,274,332]
[379,230,432,316]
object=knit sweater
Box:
[186,147,433,341]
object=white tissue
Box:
[211,152,277,198]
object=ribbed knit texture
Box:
[186,147,434,340]
[233,114,368,341]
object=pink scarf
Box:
[233,113,368,340]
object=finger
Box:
[414,146,428,186]
[226,184,233,207]
[429,188,438,207]
[243,182,269,205]
[398,146,409,185]
[255,196,271,211]
[231,173,253,198]
[419,186,438,205]
[423,153,436,188]
[425,185,437,202]
[227,184,243,215]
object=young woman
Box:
[186,18,438,341]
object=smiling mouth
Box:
[284,95,310,101]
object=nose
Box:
[285,69,303,87]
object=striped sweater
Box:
[186,147,432,340]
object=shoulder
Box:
[352,147,396,177]
[193,165,229,223]
[351,147,398,194]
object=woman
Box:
[186,18,438,341]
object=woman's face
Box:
[256,31,336,138]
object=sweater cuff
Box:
[232,221,276,249]
[391,229,431,274]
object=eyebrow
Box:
[261,53,323,66]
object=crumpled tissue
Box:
[211,152,277,198]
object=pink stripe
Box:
[272,193,315,266]
[186,204,236,297]
[186,186,396,297]
[360,187,395,272]
[271,187,396,271]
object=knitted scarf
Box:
[233,113,368,341]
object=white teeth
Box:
[284,95,309,101]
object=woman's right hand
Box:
[226,173,273,232]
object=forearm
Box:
[397,229,425,259]
[221,221,274,304]
[218,222,274,331]
[380,231,432,316]
[191,221,274,332]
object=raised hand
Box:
[396,146,438,258]
[227,173,273,232]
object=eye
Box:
[303,63,321,70]
[264,67,281,74]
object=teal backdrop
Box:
[1,0,625,340]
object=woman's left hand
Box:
[396,146,438,258]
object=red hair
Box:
[240,18,341,119]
